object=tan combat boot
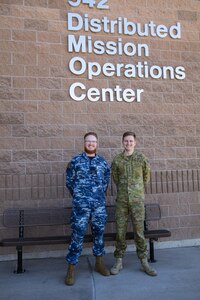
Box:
[110,258,123,275]
[95,256,110,276]
[140,258,157,276]
[65,264,75,285]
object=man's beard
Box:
[84,146,97,155]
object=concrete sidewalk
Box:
[0,246,200,300]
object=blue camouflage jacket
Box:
[66,152,110,202]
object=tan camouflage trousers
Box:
[114,196,148,260]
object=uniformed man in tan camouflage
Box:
[110,131,157,276]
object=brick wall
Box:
[0,0,200,256]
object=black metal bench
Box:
[0,203,171,273]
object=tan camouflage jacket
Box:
[111,150,150,200]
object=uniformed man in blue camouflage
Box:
[65,132,111,285]
[110,131,157,276]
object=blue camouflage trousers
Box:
[66,200,107,265]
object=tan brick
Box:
[170,41,190,51]
[181,51,200,62]
[176,148,196,159]
[0,4,11,15]
[154,147,176,159]
[24,0,47,7]
[63,125,87,137]
[193,83,200,94]
[0,138,24,150]
[13,77,37,88]
[10,5,36,18]
[173,82,193,94]
[0,113,24,124]
[0,40,24,52]
[75,113,120,126]
[0,52,11,64]
[155,125,195,137]
[12,125,37,137]
[0,100,12,111]
[185,64,199,82]
[186,137,200,147]
[12,30,36,42]
[0,150,11,162]
[24,19,48,31]
[35,7,61,20]
[160,50,181,61]
[144,137,165,147]
[37,31,61,43]
[99,136,123,149]
[163,93,184,104]
[0,162,25,174]
[196,126,200,136]
[48,21,66,33]
[63,149,76,160]
[180,215,200,227]
[190,42,200,52]
[38,78,61,89]
[0,16,23,29]
[187,159,200,169]
[163,115,185,126]
[38,150,62,161]
[87,102,110,114]
[13,150,37,161]
[13,53,37,65]
[48,0,67,9]
[38,101,62,113]
[159,216,180,229]
[49,113,74,125]
[51,162,68,174]
[63,101,87,113]
[0,29,11,40]
[143,115,163,126]
[182,31,199,42]
[50,138,73,150]
[169,204,190,216]
[166,159,187,169]
[0,89,24,100]
[38,54,62,66]
[0,125,11,137]
[25,66,49,77]
[49,44,66,55]
[178,10,197,21]
[50,66,66,78]
[165,137,185,147]
[25,89,49,100]
[0,64,24,76]
[26,137,50,149]
[25,113,50,125]
[179,191,199,204]
[26,163,51,174]
[13,101,38,113]
[38,125,62,137]
[0,0,23,4]
[152,82,172,93]
[0,76,11,88]
[190,204,200,215]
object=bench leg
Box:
[14,246,25,274]
[148,239,157,263]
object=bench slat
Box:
[3,208,70,228]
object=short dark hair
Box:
[84,132,98,140]
[122,131,136,140]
